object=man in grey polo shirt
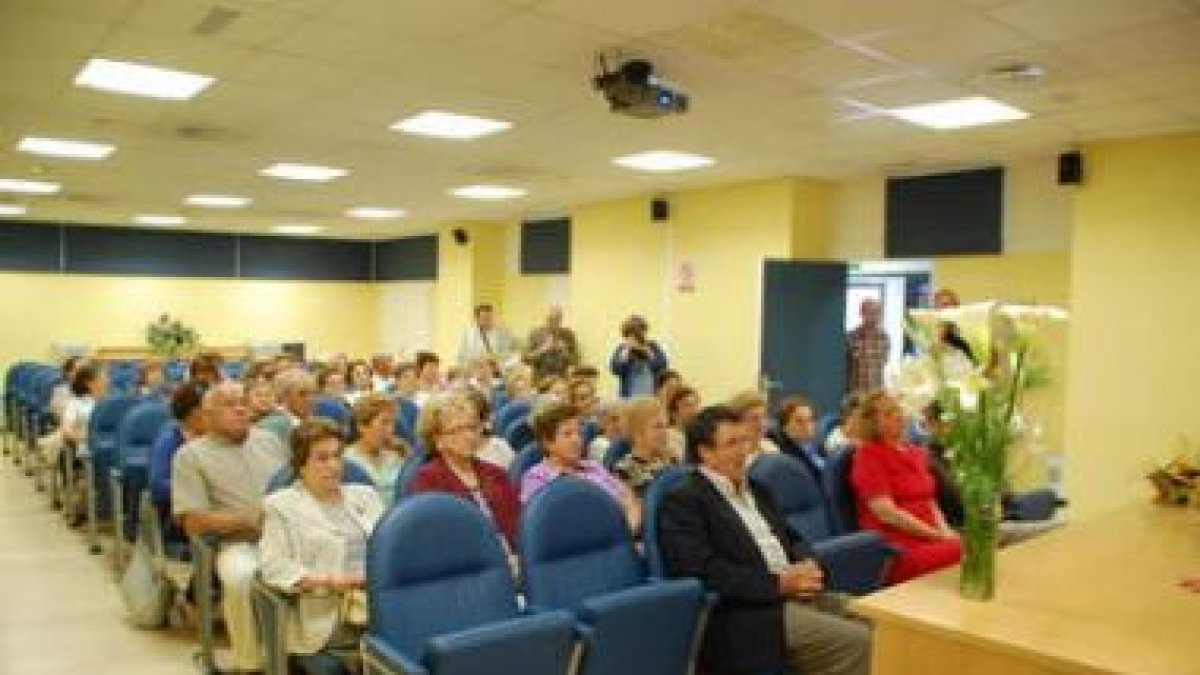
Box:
[173,381,286,672]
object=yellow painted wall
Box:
[0,273,379,368]
[1064,132,1200,517]
[433,224,476,362]
[570,179,802,399]
[933,252,1072,488]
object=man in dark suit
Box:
[658,405,870,675]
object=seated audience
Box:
[461,388,515,469]
[612,397,678,499]
[465,356,501,402]
[392,361,419,401]
[728,390,781,458]
[369,355,394,394]
[850,391,962,584]
[536,374,568,403]
[149,382,208,514]
[410,394,520,547]
[654,368,684,408]
[172,382,286,672]
[344,394,407,505]
[568,364,600,386]
[260,418,384,675]
[567,376,600,423]
[247,377,279,425]
[60,365,105,522]
[411,351,442,407]
[190,352,224,391]
[522,401,640,531]
[502,363,537,404]
[825,392,866,455]
[771,395,825,480]
[666,386,701,460]
[137,360,172,400]
[586,400,625,462]
[316,365,347,401]
[658,405,870,675]
[258,368,317,444]
[345,360,373,406]
[609,314,668,398]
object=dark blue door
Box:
[759,259,848,418]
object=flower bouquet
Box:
[900,301,1067,600]
[146,314,200,358]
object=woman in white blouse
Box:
[259,418,384,674]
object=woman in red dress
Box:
[850,391,962,584]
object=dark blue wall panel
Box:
[520,217,570,274]
[64,226,238,277]
[238,235,373,281]
[885,167,1004,257]
[0,222,62,272]
[374,235,438,281]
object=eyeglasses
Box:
[440,422,481,436]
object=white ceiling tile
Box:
[122,0,310,48]
[757,0,966,40]
[988,0,1197,42]
[534,0,755,38]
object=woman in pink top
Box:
[850,391,962,584]
[520,401,641,532]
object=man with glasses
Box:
[657,405,870,675]
[173,382,286,672]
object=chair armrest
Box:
[363,634,428,675]
[813,530,895,595]
[1005,488,1059,521]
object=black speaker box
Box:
[650,197,670,222]
[451,227,470,245]
[1058,151,1083,185]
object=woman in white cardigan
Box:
[260,418,384,675]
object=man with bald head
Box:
[846,298,889,394]
[172,382,286,672]
[524,304,580,381]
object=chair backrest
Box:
[822,446,860,535]
[116,400,172,471]
[220,361,247,381]
[163,359,189,383]
[601,439,632,471]
[508,443,542,486]
[106,360,142,395]
[494,399,530,437]
[394,448,429,500]
[313,396,350,429]
[394,398,420,445]
[816,412,839,448]
[367,493,520,662]
[88,395,144,455]
[641,465,690,578]
[518,477,645,613]
[581,417,602,448]
[748,452,834,542]
[265,458,374,494]
[502,416,534,451]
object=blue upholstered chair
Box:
[109,399,171,567]
[106,360,142,396]
[83,394,143,554]
[601,439,631,471]
[493,399,531,439]
[822,446,860,536]
[394,397,420,446]
[363,493,577,675]
[749,453,894,594]
[519,478,706,675]
[312,395,351,436]
[502,416,534,453]
[508,442,542,486]
[641,466,690,579]
[394,449,428,500]
[219,360,247,381]
[264,459,374,494]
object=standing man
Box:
[458,303,515,368]
[658,405,870,675]
[846,298,889,394]
[524,305,580,381]
[172,382,286,672]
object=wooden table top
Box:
[851,503,1200,675]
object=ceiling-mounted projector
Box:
[593,57,688,119]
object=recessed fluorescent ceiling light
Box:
[449,185,528,200]
[0,204,28,217]
[74,58,214,100]
[346,207,406,220]
[259,163,348,182]
[613,150,715,172]
[0,178,61,195]
[18,136,114,160]
[134,214,187,226]
[887,96,1029,129]
[185,194,252,208]
[273,224,324,235]
[391,110,512,140]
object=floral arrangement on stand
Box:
[146,314,200,358]
[1147,435,1200,506]
[896,301,1068,600]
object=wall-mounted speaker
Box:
[451,227,470,245]
[1058,151,1083,185]
[650,197,670,222]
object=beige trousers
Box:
[784,593,872,675]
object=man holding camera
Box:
[609,314,668,398]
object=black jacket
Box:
[657,470,818,674]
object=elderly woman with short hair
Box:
[612,397,678,499]
[258,367,317,444]
[522,401,641,531]
[344,394,407,505]
[260,418,384,675]
[409,394,520,546]
[850,391,962,584]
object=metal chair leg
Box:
[191,534,218,674]
[84,456,101,554]
[110,469,125,570]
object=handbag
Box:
[119,531,174,629]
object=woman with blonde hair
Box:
[612,397,678,499]
[850,390,961,584]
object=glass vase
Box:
[958,480,1001,601]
